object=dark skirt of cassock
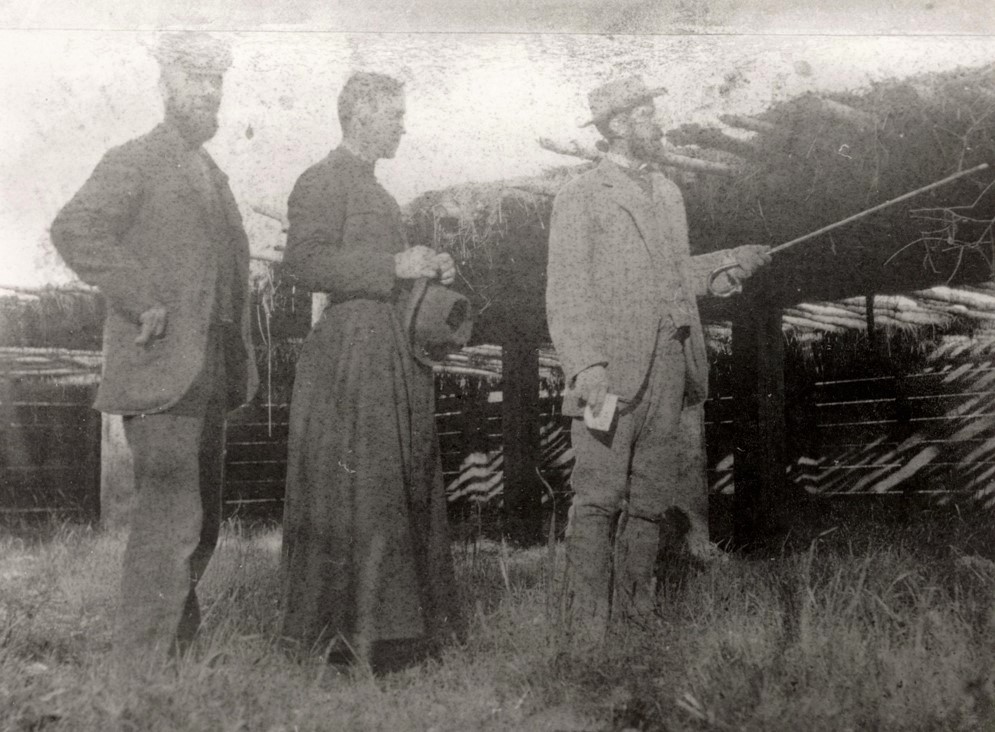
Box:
[280,297,461,660]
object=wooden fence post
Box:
[731,288,791,547]
[80,406,102,523]
[311,293,328,327]
[100,413,134,530]
[501,328,544,545]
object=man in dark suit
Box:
[50,32,257,659]
[546,76,770,646]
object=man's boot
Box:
[561,507,614,649]
[614,516,661,623]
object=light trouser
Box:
[116,328,228,658]
[564,325,707,644]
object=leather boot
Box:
[614,516,661,622]
[561,506,614,649]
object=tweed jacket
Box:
[51,122,258,415]
[546,158,733,416]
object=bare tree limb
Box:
[538,137,740,177]
[251,204,289,231]
[809,96,880,130]
[718,114,776,134]
[666,124,758,158]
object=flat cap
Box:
[152,32,232,74]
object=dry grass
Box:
[0,516,993,732]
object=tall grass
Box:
[1,517,992,731]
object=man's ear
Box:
[157,73,170,104]
[351,96,380,129]
[158,67,186,105]
[606,111,629,139]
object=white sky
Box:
[2,24,995,286]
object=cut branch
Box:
[251,203,289,231]
[538,137,740,177]
[0,283,97,295]
[665,124,758,158]
[718,114,777,134]
[809,96,880,130]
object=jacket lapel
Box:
[156,123,229,240]
[186,153,229,241]
[200,154,242,236]
[211,162,250,282]
[155,124,247,308]
[597,159,664,266]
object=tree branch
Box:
[537,137,740,177]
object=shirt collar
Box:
[605,151,650,175]
[340,139,376,164]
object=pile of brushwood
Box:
[405,169,581,345]
[407,63,995,340]
[0,289,104,350]
[671,63,995,303]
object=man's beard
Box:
[382,138,401,159]
[630,135,663,163]
[165,99,219,147]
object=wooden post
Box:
[500,327,544,546]
[81,405,103,523]
[731,284,791,547]
[311,292,328,326]
[100,413,134,530]
[865,292,878,354]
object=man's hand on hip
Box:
[135,305,167,346]
[574,364,609,416]
[727,245,772,280]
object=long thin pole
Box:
[768,162,989,256]
[709,162,991,296]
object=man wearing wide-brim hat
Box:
[546,75,770,645]
[51,31,257,661]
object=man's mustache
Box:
[168,95,220,113]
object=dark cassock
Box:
[280,146,462,669]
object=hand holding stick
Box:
[707,163,990,297]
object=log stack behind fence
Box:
[4,334,995,520]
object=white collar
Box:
[605,151,649,174]
[341,138,375,164]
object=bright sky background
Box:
[2,13,995,286]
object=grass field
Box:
[1,504,994,732]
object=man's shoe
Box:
[685,534,729,564]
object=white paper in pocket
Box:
[583,393,618,432]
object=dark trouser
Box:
[563,325,707,643]
[116,327,228,658]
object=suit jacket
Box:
[51,122,258,415]
[546,158,733,416]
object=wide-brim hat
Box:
[404,277,475,367]
[580,75,667,127]
[151,31,232,75]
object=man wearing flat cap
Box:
[546,76,770,646]
[51,31,257,659]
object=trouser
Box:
[115,327,228,658]
[563,325,707,642]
